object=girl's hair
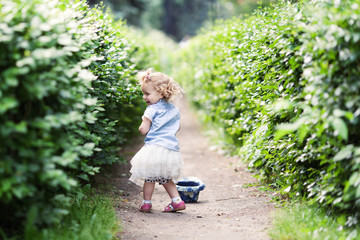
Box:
[138,68,183,102]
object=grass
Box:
[7,191,122,240]
[269,201,360,240]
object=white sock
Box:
[172,197,182,203]
[143,200,152,204]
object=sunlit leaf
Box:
[331,118,348,140]
[333,145,353,162]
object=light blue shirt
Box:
[143,99,180,151]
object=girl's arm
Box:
[139,116,151,135]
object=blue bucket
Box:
[176,177,205,203]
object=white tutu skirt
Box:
[129,144,183,186]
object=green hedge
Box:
[0,0,143,235]
[175,0,360,226]
[85,5,143,166]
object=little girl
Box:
[129,68,185,213]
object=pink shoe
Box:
[163,201,186,212]
[140,203,152,213]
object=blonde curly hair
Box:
[138,68,183,102]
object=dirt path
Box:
[102,99,275,240]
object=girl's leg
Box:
[162,181,180,198]
[143,182,155,201]
[162,181,185,212]
[140,182,155,212]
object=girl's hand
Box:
[139,116,151,135]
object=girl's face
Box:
[141,83,163,106]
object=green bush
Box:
[85,5,143,166]
[0,0,97,230]
[281,1,360,218]
[175,0,360,225]
[0,0,143,235]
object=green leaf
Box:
[271,99,293,112]
[298,124,309,143]
[333,145,353,162]
[349,172,360,188]
[82,98,97,106]
[336,214,346,226]
[0,97,18,113]
[356,186,360,199]
[275,118,305,140]
[331,118,348,140]
[275,124,297,140]
[15,121,27,133]
[79,143,95,157]
[283,186,291,193]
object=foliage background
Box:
[0,0,146,235]
[3,0,360,238]
[173,0,360,231]
[87,0,271,41]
